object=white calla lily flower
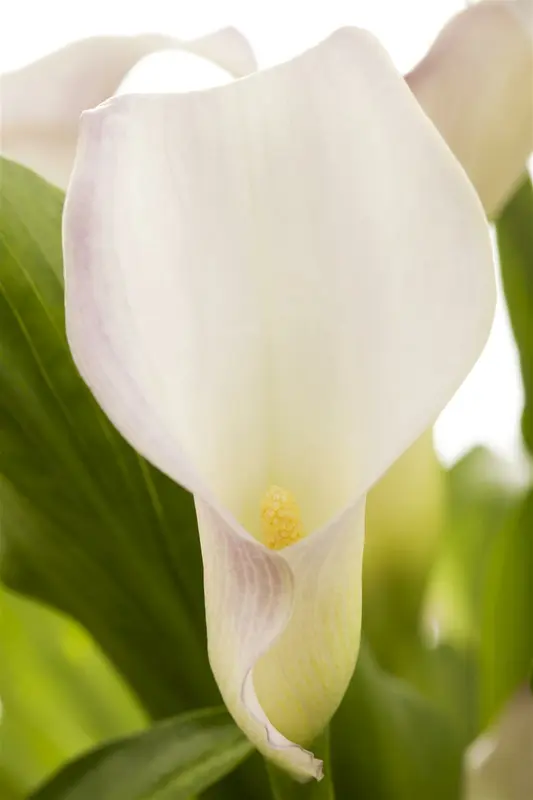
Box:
[407,0,533,218]
[63,28,495,779]
[0,27,255,189]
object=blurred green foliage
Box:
[0,586,146,794]
[479,489,533,725]
[331,643,463,800]
[363,430,446,677]
[497,176,533,453]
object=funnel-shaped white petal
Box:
[0,28,255,188]
[64,28,495,778]
[407,0,533,217]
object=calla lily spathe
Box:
[407,0,533,218]
[63,28,495,779]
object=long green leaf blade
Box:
[0,156,216,716]
[479,490,533,725]
[496,175,533,454]
[30,708,251,800]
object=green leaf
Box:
[266,731,335,800]
[330,644,463,800]
[30,708,252,800]
[0,768,24,800]
[479,490,533,726]
[496,175,533,453]
[362,431,445,679]
[0,159,271,799]
[420,448,525,747]
[0,585,146,794]
[0,156,216,714]
[427,447,521,648]
[359,448,521,753]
